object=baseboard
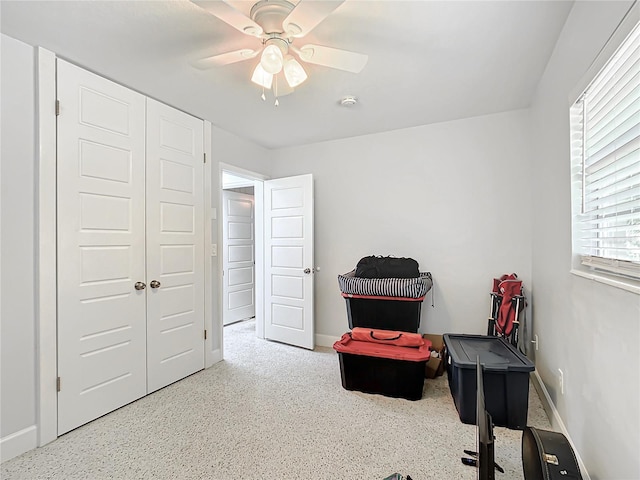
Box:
[531,371,591,480]
[1,425,37,463]
[315,333,340,348]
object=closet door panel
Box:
[146,99,205,393]
[57,60,147,435]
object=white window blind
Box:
[571,21,640,279]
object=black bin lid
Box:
[443,334,534,372]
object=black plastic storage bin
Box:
[338,353,426,400]
[343,294,423,332]
[443,334,535,430]
[334,333,430,401]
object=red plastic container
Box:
[334,333,431,400]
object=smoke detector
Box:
[340,95,358,107]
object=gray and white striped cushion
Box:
[338,270,433,298]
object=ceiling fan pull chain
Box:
[274,75,279,107]
[261,86,266,101]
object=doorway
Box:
[218,165,315,354]
[222,174,256,326]
[219,164,266,352]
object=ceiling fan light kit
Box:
[283,55,307,88]
[192,0,368,105]
[260,42,285,74]
[251,63,273,89]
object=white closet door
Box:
[57,59,147,434]
[145,99,205,393]
[222,190,255,325]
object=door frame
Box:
[36,47,58,447]
[35,49,214,447]
[218,163,267,345]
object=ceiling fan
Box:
[191,0,368,104]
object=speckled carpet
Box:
[1,320,550,479]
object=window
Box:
[570,21,640,280]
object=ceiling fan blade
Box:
[294,44,368,73]
[192,49,261,69]
[283,0,345,38]
[192,0,263,37]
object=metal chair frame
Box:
[487,291,525,348]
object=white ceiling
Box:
[0,0,574,149]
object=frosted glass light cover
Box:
[251,63,273,89]
[284,56,308,88]
[260,44,284,74]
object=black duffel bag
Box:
[355,256,420,279]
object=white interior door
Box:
[57,60,147,434]
[146,99,205,393]
[264,174,314,350]
[222,190,255,326]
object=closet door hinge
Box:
[55,100,60,116]
[57,377,61,392]
[204,329,207,340]
[203,153,206,164]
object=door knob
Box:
[150,280,161,289]
[134,282,146,290]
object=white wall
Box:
[270,110,533,341]
[529,1,639,478]
[212,126,273,176]
[0,34,38,460]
